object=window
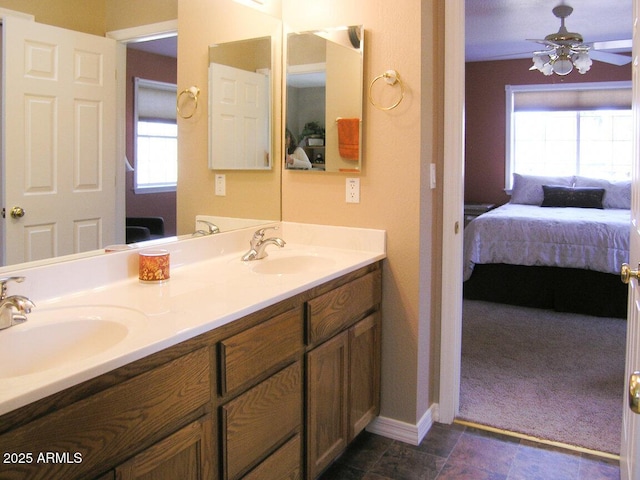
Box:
[505,82,632,190]
[134,78,178,193]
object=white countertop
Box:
[0,222,386,416]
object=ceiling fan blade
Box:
[589,50,632,66]
[591,39,632,51]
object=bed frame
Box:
[463,263,628,319]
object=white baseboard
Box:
[366,405,436,446]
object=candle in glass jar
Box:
[139,249,170,283]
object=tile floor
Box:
[319,423,621,480]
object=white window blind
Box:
[505,81,633,189]
[134,78,178,193]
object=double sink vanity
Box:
[0,222,385,480]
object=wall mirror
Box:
[285,25,364,173]
[208,36,273,170]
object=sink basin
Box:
[0,305,147,378]
[251,255,335,275]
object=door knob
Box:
[9,206,25,219]
[621,263,640,284]
[630,372,640,414]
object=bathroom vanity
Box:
[0,223,385,480]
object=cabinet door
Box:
[349,313,381,440]
[306,332,348,479]
[115,415,214,480]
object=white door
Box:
[208,63,269,170]
[2,15,117,265]
[621,2,640,477]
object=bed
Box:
[463,174,631,318]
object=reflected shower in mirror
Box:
[285,25,364,173]
[208,36,273,170]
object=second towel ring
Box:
[368,69,404,111]
[177,86,200,119]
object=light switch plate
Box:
[215,174,226,196]
[430,163,436,189]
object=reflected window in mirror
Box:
[134,78,178,193]
[285,25,364,173]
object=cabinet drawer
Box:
[0,348,211,480]
[115,415,214,480]
[219,307,302,395]
[307,270,382,345]
[222,362,301,480]
[243,434,301,480]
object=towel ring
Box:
[368,69,404,111]
[177,86,200,119]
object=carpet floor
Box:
[459,299,626,455]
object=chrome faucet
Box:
[0,276,35,330]
[241,227,286,261]
[193,220,220,236]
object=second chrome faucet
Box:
[241,227,285,261]
[0,276,35,330]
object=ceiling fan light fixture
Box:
[530,54,553,75]
[551,54,574,75]
[572,52,592,74]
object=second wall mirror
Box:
[285,25,364,173]
[209,36,273,170]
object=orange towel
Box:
[337,118,360,161]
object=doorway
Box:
[107,22,178,240]
[440,0,628,456]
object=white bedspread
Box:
[463,203,630,281]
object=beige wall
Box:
[105,0,177,32]
[0,0,104,34]
[0,0,177,35]
[179,0,441,426]
[282,0,439,426]
[177,0,282,235]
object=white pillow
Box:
[510,173,574,205]
[573,176,631,209]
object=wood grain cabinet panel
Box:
[349,313,381,440]
[242,434,301,480]
[115,415,214,480]
[306,332,349,479]
[0,348,211,480]
[306,312,382,479]
[222,361,302,480]
[219,307,302,395]
[306,270,381,345]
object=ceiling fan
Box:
[528,3,631,76]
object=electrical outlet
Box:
[346,178,360,203]
[215,174,226,196]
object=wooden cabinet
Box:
[306,332,349,477]
[349,313,381,439]
[305,270,382,479]
[0,348,211,480]
[0,263,381,480]
[221,362,302,480]
[219,307,303,396]
[115,415,214,480]
[218,306,304,479]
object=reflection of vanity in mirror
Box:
[208,36,273,170]
[285,26,364,173]
[0,6,281,272]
